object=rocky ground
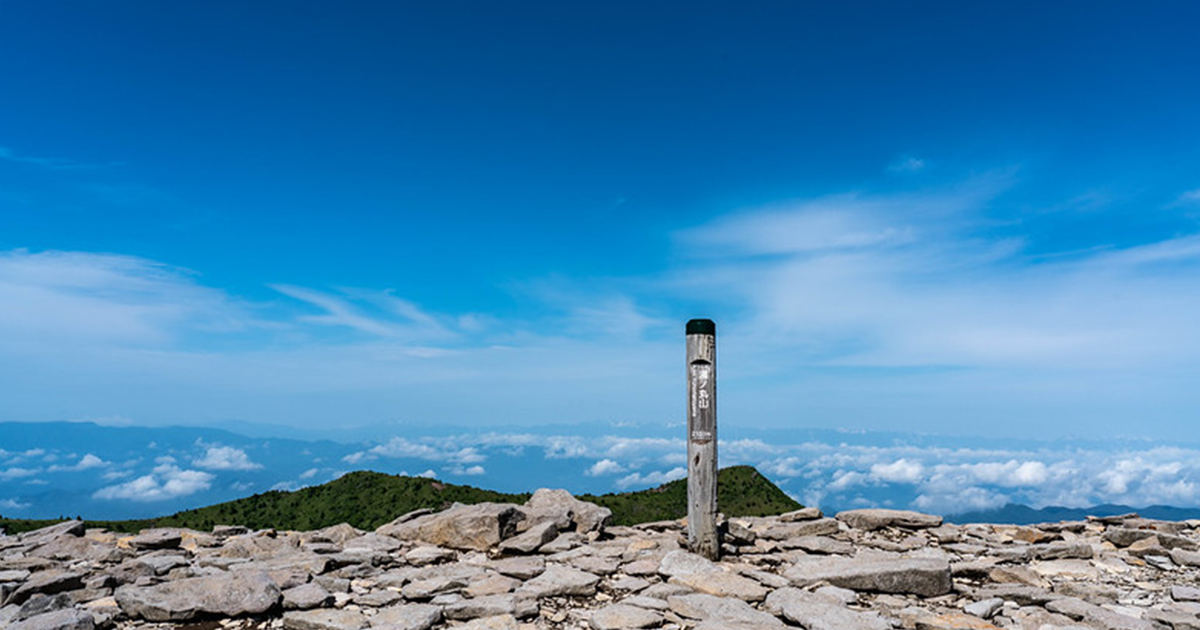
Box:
[4,489,1200,630]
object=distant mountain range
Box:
[0,465,801,534]
[946,503,1200,525]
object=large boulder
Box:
[114,570,281,621]
[524,489,611,534]
[377,503,526,551]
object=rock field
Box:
[5,488,1200,630]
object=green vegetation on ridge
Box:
[0,465,799,534]
[583,465,802,525]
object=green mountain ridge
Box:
[1,465,800,534]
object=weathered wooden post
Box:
[686,318,719,559]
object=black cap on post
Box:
[686,318,716,335]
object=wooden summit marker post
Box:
[685,318,719,560]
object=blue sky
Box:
[3,2,1200,441]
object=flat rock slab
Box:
[914,613,1003,630]
[667,593,785,627]
[1045,597,1159,630]
[371,603,442,630]
[670,570,769,601]
[515,565,600,598]
[125,529,182,550]
[765,588,890,630]
[590,603,663,629]
[9,608,96,630]
[785,555,952,597]
[283,582,334,610]
[283,608,369,630]
[758,518,839,540]
[836,509,943,530]
[115,569,281,621]
[658,550,720,577]
[6,570,85,606]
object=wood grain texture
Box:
[686,323,719,559]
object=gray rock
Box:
[404,546,455,566]
[1170,548,1200,567]
[814,584,858,605]
[115,570,281,621]
[212,525,250,537]
[785,554,952,597]
[465,573,521,597]
[539,531,586,553]
[402,562,486,599]
[0,569,31,582]
[783,535,855,555]
[17,593,73,621]
[371,603,443,630]
[1173,585,1200,602]
[377,503,525,551]
[589,603,663,629]
[963,597,1004,619]
[5,571,85,607]
[18,521,84,544]
[670,571,769,601]
[283,582,334,610]
[444,594,536,620]
[765,587,891,630]
[498,520,559,554]
[282,608,369,630]
[515,564,600,598]
[667,593,784,627]
[126,529,182,550]
[9,608,95,630]
[489,556,545,580]
[525,488,612,534]
[352,589,402,607]
[836,509,943,530]
[1102,527,1157,547]
[1045,596,1159,630]
[779,507,823,521]
[456,614,518,630]
[914,612,1005,629]
[1033,542,1092,560]
[609,575,651,591]
[758,517,840,540]
[974,584,1060,606]
[658,549,719,577]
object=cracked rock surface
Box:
[3,496,1200,629]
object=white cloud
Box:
[0,467,39,481]
[102,469,133,481]
[299,468,319,479]
[888,155,927,173]
[50,453,109,472]
[0,498,30,510]
[586,459,627,476]
[93,463,214,501]
[75,454,108,470]
[444,464,485,476]
[1173,188,1200,206]
[870,459,924,483]
[345,437,487,466]
[192,446,262,471]
[615,467,686,490]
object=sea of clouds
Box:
[3,422,1199,521]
